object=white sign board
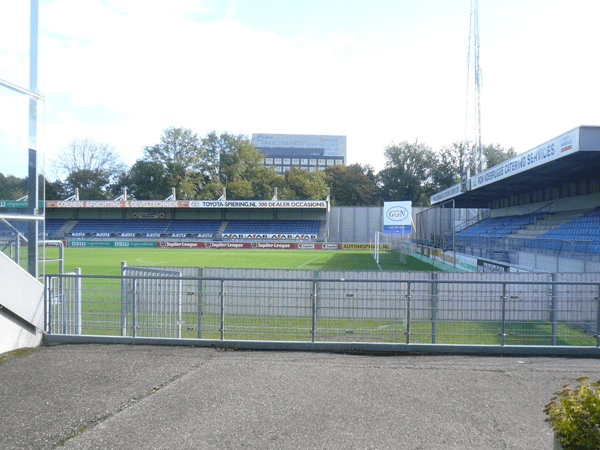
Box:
[383,201,412,234]
[470,128,579,190]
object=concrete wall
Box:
[518,251,600,273]
[329,206,383,243]
[0,252,44,354]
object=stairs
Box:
[215,221,228,240]
[52,220,77,239]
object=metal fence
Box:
[44,269,600,350]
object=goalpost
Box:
[373,231,408,265]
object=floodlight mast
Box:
[466,0,483,175]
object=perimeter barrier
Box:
[44,269,600,354]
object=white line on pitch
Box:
[298,255,321,268]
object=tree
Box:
[378,141,437,205]
[117,160,170,200]
[0,172,27,199]
[279,168,327,200]
[44,178,68,200]
[432,141,517,194]
[52,139,126,199]
[143,127,204,199]
[483,143,517,168]
[201,132,281,200]
[432,141,471,193]
[324,163,377,206]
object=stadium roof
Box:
[431,126,600,208]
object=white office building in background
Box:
[252,133,346,173]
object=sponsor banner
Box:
[0,200,44,209]
[206,242,252,249]
[169,233,188,238]
[383,201,412,234]
[146,233,161,238]
[222,233,316,240]
[68,240,156,248]
[44,241,65,247]
[470,128,579,190]
[131,212,165,219]
[96,232,111,237]
[189,200,327,209]
[46,199,327,209]
[251,242,295,249]
[70,232,86,237]
[430,184,462,204]
[477,259,510,273]
[341,243,391,250]
[157,241,207,249]
[156,241,340,250]
[455,253,478,272]
[120,233,136,237]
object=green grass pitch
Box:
[40,247,439,275]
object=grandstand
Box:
[426,125,600,272]
[41,218,322,241]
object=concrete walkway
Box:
[1,344,599,449]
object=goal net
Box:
[373,231,408,265]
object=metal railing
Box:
[452,235,600,263]
[44,271,600,351]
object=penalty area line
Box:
[297,255,322,269]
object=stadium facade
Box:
[251,133,346,173]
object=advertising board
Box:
[383,201,412,234]
[68,241,156,248]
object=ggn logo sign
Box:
[386,206,409,222]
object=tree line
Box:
[1,127,516,206]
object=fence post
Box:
[431,273,437,344]
[121,261,127,336]
[75,268,81,335]
[550,273,557,346]
[220,279,225,341]
[197,267,203,339]
[44,275,50,333]
[132,279,137,338]
[311,279,318,343]
[500,283,507,346]
[596,284,600,348]
[406,281,412,344]
[177,272,182,339]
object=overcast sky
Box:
[1,0,600,179]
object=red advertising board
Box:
[156,241,342,250]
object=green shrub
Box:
[545,376,600,449]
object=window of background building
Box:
[310,159,317,165]
[327,159,334,166]
[274,158,282,164]
[309,167,316,172]
[283,158,291,165]
[318,159,325,166]
[265,158,273,165]
[292,158,299,165]
[335,159,343,165]
[301,158,308,165]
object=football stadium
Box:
[1,3,600,358]
[2,126,600,356]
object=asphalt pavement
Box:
[1,344,599,450]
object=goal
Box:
[372,231,408,265]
